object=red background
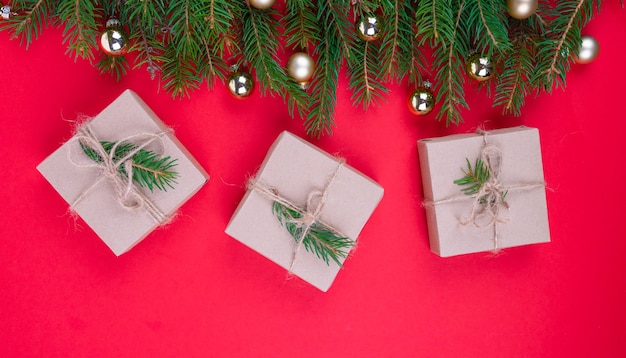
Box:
[2,3,626,357]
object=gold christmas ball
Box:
[506,0,538,20]
[408,87,435,116]
[287,52,315,85]
[249,0,275,10]
[466,54,494,82]
[575,35,600,64]
[99,19,128,56]
[356,15,382,42]
[227,72,254,98]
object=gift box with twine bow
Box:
[37,90,209,256]
[225,132,384,292]
[418,126,550,257]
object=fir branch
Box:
[125,0,167,28]
[284,0,319,50]
[381,0,425,84]
[1,0,52,49]
[158,47,201,97]
[272,201,354,267]
[194,0,231,87]
[96,53,129,81]
[454,158,507,204]
[532,0,597,92]
[57,0,101,61]
[236,1,308,117]
[304,0,354,137]
[416,0,455,46]
[347,40,388,109]
[131,26,162,80]
[80,140,179,192]
[432,1,469,126]
[466,0,512,55]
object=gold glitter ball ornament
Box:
[408,87,435,116]
[249,0,276,10]
[99,19,129,56]
[575,35,600,64]
[506,0,538,20]
[356,14,382,41]
[227,72,255,98]
[466,54,494,82]
[287,52,315,85]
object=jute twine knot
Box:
[247,160,349,273]
[67,123,171,224]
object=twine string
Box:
[247,160,349,272]
[67,123,170,223]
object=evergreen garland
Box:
[0,0,611,136]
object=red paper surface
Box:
[1,4,625,357]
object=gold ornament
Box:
[408,83,435,116]
[227,72,254,98]
[466,54,494,82]
[356,15,382,42]
[287,52,315,85]
[249,0,275,10]
[99,19,129,56]
[575,35,600,64]
[506,0,538,20]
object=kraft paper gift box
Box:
[417,126,550,257]
[225,132,384,292]
[37,90,209,256]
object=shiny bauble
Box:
[287,52,315,85]
[227,72,254,98]
[1,5,11,20]
[466,54,494,82]
[575,35,600,64]
[99,19,129,56]
[506,0,538,20]
[356,14,382,42]
[408,88,435,116]
[249,0,275,10]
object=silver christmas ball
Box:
[249,0,275,10]
[227,72,254,98]
[575,35,600,64]
[506,0,538,20]
[99,19,129,56]
[287,52,315,85]
[356,15,382,42]
[1,5,11,20]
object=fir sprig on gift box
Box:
[272,201,354,266]
[454,158,508,206]
[80,141,178,192]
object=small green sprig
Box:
[80,140,178,192]
[454,158,507,205]
[272,201,353,267]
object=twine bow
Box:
[424,130,545,251]
[67,123,170,224]
[247,160,350,272]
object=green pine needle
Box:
[0,0,609,134]
[80,140,178,192]
[272,201,354,267]
[454,158,507,204]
